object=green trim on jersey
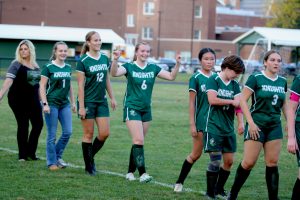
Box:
[41,62,72,107]
[205,73,241,136]
[189,71,213,132]
[76,53,110,103]
[122,62,162,111]
[245,71,287,128]
[290,75,300,122]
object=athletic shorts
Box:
[204,132,237,153]
[123,106,152,122]
[78,101,109,119]
[295,122,300,167]
[244,123,283,143]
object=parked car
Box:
[243,60,263,73]
[117,57,131,66]
[158,58,176,72]
[147,57,169,71]
[214,58,223,72]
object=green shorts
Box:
[244,123,283,143]
[295,122,300,167]
[123,106,152,122]
[204,132,237,153]
[78,101,109,119]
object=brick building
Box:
[0,0,268,60]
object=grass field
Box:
[0,74,298,200]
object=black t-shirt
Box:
[6,61,41,104]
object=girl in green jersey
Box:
[174,48,216,192]
[228,50,288,200]
[111,42,181,182]
[77,31,117,175]
[40,41,76,171]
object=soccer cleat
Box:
[216,190,228,200]
[174,183,183,192]
[57,159,67,168]
[139,173,153,183]
[125,172,136,181]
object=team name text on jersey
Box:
[89,64,108,72]
[261,85,285,93]
[53,72,71,78]
[132,71,155,79]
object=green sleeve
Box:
[206,75,218,92]
[245,74,257,92]
[41,65,50,78]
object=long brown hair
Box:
[132,41,150,61]
[80,31,98,56]
[263,50,282,66]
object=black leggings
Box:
[9,100,43,159]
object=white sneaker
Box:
[125,173,136,181]
[139,173,153,183]
[174,183,183,192]
[57,158,67,168]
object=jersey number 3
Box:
[272,94,278,105]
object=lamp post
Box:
[190,0,195,59]
[157,10,162,59]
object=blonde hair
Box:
[132,41,150,61]
[80,31,99,56]
[50,41,68,61]
[15,39,39,68]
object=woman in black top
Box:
[0,40,43,161]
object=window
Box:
[180,51,191,63]
[125,33,138,45]
[164,51,176,59]
[142,27,153,40]
[127,14,134,27]
[193,30,201,39]
[194,5,202,18]
[143,2,155,15]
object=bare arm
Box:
[236,112,244,135]
[77,71,86,119]
[105,74,117,110]
[0,78,13,102]
[110,50,127,77]
[189,91,197,136]
[69,83,76,113]
[287,99,298,154]
[157,54,181,81]
[207,90,236,106]
[39,76,50,113]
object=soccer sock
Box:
[215,167,230,194]
[292,178,300,200]
[132,144,146,176]
[128,145,136,173]
[82,142,94,175]
[176,159,193,184]
[206,170,219,198]
[229,163,251,199]
[265,166,279,200]
[92,136,105,157]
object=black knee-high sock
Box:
[215,167,230,194]
[132,144,145,176]
[292,178,300,200]
[266,166,279,200]
[228,163,251,200]
[128,145,136,173]
[92,137,105,157]
[206,170,219,198]
[176,159,193,184]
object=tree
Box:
[266,0,300,29]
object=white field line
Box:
[0,147,206,195]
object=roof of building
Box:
[0,24,125,46]
[233,27,300,47]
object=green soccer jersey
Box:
[41,62,72,107]
[76,53,110,103]
[205,73,241,136]
[245,71,287,128]
[189,71,213,131]
[289,75,300,122]
[122,62,162,111]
